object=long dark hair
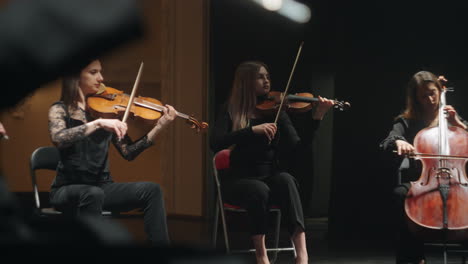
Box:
[60,74,80,108]
[399,70,442,120]
[227,61,269,131]
[60,59,97,108]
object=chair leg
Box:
[212,201,219,249]
[291,237,297,258]
[219,199,230,253]
[443,244,447,264]
[270,210,281,264]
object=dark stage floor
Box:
[5,209,464,263]
[117,216,467,264]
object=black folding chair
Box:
[30,146,113,217]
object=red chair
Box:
[211,149,296,263]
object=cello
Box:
[404,78,468,242]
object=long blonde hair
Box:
[399,70,442,120]
[227,61,268,131]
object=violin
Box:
[256,91,351,115]
[87,85,208,133]
[256,91,351,117]
[404,77,468,241]
[264,41,350,124]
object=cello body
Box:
[405,88,468,241]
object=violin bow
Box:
[122,62,144,123]
[274,41,304,124]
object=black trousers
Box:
[50,181,169,246]
[222,172,305,236]
[393,183,425,263]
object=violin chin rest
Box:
[96,83,107,94]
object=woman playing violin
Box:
[380,71,468,264]
[210,61,334,264]
[48,59,176,246]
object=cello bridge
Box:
[435,167,453,179]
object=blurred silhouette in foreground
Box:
[0,0,144,251]
[0,0,144,111]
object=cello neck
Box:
[438,88,449,156]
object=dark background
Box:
[209,0,468,244]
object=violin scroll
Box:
[332,98,351,111]
[187,115,209,133]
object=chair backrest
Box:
[214,149,231,170]
[28,146,120,217]
[213,149,231,185]
[212,149,231,202]
[29,146,60,210]
[397,157,410,185]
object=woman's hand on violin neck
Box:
[156,104,177,129]
[445,105,468,130]
[91,119,127,140]
[146,105,177,143]
[252,123,277,142]
[395,139,415,156]
[312,96,335,120]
